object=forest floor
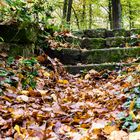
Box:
[0,52,140,140]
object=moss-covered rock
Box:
[0,25,37,43]
[131,29,140,35]
[72,30,84,38]
[0,42,35,57]
[80,38,106,49]
[48,48,81,65]
[64,36,81,46]
[106,37,126,47]
[104,29,130,38]
[83,28,106,38]
[125,37,140,46]
[113,29,129,37]
[81,47,140,64]
[64,63,136,74]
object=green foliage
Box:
[0,0,53,29]
[118,85,140,132]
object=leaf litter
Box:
[0,53,140,139]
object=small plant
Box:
[0,0,53,29]
[118,86,140,132]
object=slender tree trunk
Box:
[81,0,86,28]
[72,7,80,29]
[89,3,92,29]
[62,0,68,20]
[111,0,122,29]
[128,1,134,29]
[66,0,73,25]
[108,0,113,29]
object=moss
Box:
[72,30,84,38]
[81,47,140,64]
[83,28,106,38]
[0,42,35,57]
[131,29,140,35]
[113,29,128,37]
[0,25,38,43]
[106,37,125,47]
[80,38,106,49]
[125,37,139,46]
[65,36,81,46]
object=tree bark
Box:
[111,0,122,29]
[108,0,113,29]
[66,0,73,24]
[81,0,86,28]
[89,3,92,29]
[72,6,80,29]
[128,1,134,29]
[62,0,68,20]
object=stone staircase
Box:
[49,28,140,74]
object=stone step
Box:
[0,42,35,57]
[49,47,140,65]
[62,36,140,49]
[64,63,139,74]
[72,28,140,38]
[0,25,37,43]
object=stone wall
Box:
[0,24,38,57]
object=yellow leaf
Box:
[20,90,29,95]
[18,73,24,79]
[43,72,50,77]
[129,100,135,112]
[136,124,140,131]
[14,125,21,135]
[58,79,69,84]
[103,125,119,135]
[129,111,136,119]
[2,96,12,102]
[14,125,25,139]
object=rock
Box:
[113,29,129,37]
[65,36,81,46]
[106,37,126,47]
[72,30,84,38]
[80,38,106,49]
[83,28,106,38]
[131,29,140,36]
[0,42,35,57]
[126,37,140,46]
[0,24,38,43]
[50,48,81,65]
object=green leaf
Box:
[129,122,138,131]
[0,70,8,77]
[7,57,14,65]
[117,112,126,120]
[134,87,140,94]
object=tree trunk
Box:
[108,0,113,29]
[81,0,86,28]
[66,0,73,25]
[111,0,122,29]
[89,3,92,29]
[62,0,68,20]
[72,7,80,29]
[128,1,134,29]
